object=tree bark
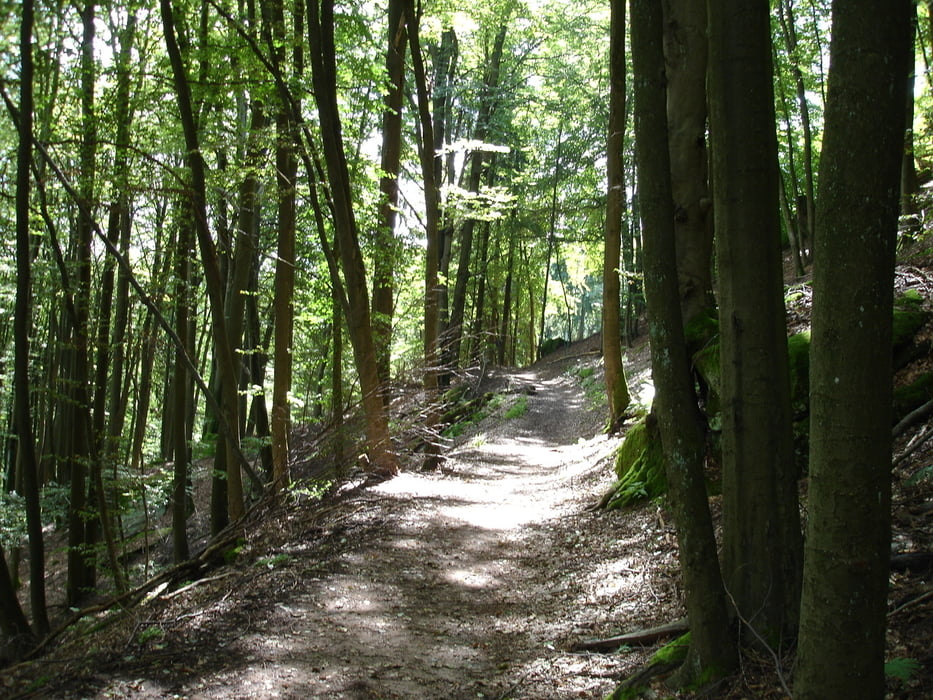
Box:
[603,0,632,428]
[0,542,33,652]
[307,0,397,475]
[161,0,246,519]
[707,0,802,642]
[265,0,299,488]
[445,22,508,373]
[372,0,407,399]
[406,1,444,467]
[14,0,48,636]
[631,0,736,681]
[795,2,911,697]
[171,219,193,563]
[66,0,99,604]
[663,0,714,326]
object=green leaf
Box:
[884,657,920,682]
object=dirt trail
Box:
[15,355,682,700]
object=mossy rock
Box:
[683,308,719,355]
[893,294,928,348]
[692,341,721,426]
[894,371,933,423]
[893,292,931,370]
[604,414,666,509]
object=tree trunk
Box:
[372,0,407,399]
[264,0,300,488]
[603,0,632,428]
[445,23,508,373]
[631,0,737,681]
[663,0,714,326]
[795,2,911,697]
[162,0,246,519]
[171,220,193,563]
[14,0,48,636]
[66,0,99,604]
[900,8,920,245]
[498,229,515,365]
[707,0,802,642]
[406,0,443,416]
[0,542,33,652]
[307,0,397,475]
[430,27,459,386]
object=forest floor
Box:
[4,304,933,698]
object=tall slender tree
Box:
[602,0,631,429]
[707,0,802,642]
[307,0,397,475]
[795,1,912,696]
[14,0,48,637]
[664,0,714,326]
[631,0,736,681]
[161,0,247,521]
[267,0,300,488]
[445,21,509,372]
[372,0,407,399]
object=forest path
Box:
[25,346,679,700]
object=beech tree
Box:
[602,0,631,428]
[10,0,46,641]
[664,0,714,326]
[630,0,736,681]
[707,0,802,642]
[795,1,912,696]
[307,0,398,476]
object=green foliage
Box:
[136,625,164,645]
[692,342,721,427]
[288,479,333,503]
[504,394,528,419]
[538,337,568,356]
[787,330,811,408]
[441,392,501,438]
[569,364,604,408]
[256,553,292,569]
[0,490,26,549]
[223,538,248,564]
[906,463,933,487]
[884,657,920,682]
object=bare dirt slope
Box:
[7,342,687,700]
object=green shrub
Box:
[504,394,528,419]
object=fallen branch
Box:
[888,588,933,617]
[161,571,238,600]
[569,618,689,652]
[893,425,933,466]
[893,396,933,438]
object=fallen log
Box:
[569,617,689,652]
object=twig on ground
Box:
[889,588,933,617]
[723,587,792,698]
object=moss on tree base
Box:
[600,413,666,509]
